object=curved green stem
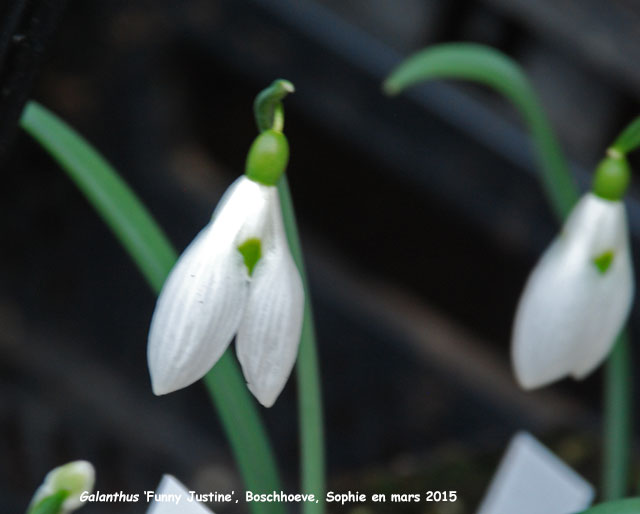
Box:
[20,101,285,514]
[253,79,325,513]
[384,43,578,222]
[254,79,295,133]
[385,42,632,500]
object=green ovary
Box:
[238,238,262,276]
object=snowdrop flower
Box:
[512,155,634,389]
[29,461,95,514]
[148,128,304,407]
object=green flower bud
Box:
[245,130,289,186]
[592,151,631,201]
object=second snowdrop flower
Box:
[512,153,634,389]
[28,460,95,514]
[148,127,304,407]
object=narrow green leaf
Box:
[20,101,285,514]
[575,497,640,513]
[611,116,640,155]
[384,42,580,221]
[19,101,176,292]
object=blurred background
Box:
[2,0,640,512]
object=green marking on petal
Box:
[238,238,262,276]
[594,250,615,274]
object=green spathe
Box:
[245,130,289,186]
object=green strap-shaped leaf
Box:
[384,42,580,221]
[575,498,640,513]
[20,101,285,514]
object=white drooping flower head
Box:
[147,173,304,406]
[512,192,634,389]
[29,461,95,513]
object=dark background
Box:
[2,0,640,512]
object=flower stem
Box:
[20,101,285,514]
[254,79,326,513]
[278,177,326,513]
[603,332,631,500]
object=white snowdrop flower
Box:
[512,192,634,389]
[29,461,95,513]
[148,129,304,407]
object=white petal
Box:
[147,178,268,395]
[512,193,634,389]
[236,193,304,407]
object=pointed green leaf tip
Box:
[238,238,262,276]
[28,490,70,514]
[594,250,615,274]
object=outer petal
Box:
[512,193,634,389]
[236,190,304,407]
[147,177,269,395]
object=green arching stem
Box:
[384,43,579,221]
[254,80,326,513]
[20,101,285,514]
[385,43,632,500]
